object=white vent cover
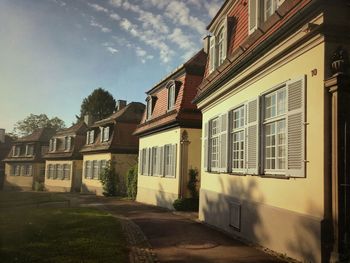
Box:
[229,202,241,231]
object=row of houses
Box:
[1,0,350,262]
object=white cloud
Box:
[106,47,118,54]
[119,18,174,63]
[168,28,197,60]
[90,19,112,33]
[88,3,109,13]
[50,0,66,7]
[165,2,206,35]
[204,1,222,18]
[110,13,121,21]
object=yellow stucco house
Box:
[134,50,207,209]
[3,128,55,190]
[44,121,87,192]
[193,0,350,262]
[80,101,145,195]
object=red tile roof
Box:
[134,50,207,136]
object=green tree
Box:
[79,88,116,121]
[126,165,138,200]
[99,161,119,197]
[13,114,65,136]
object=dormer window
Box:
[209,20,228,73]
[146,96,154,120]
[101,126,110,142]
[249,0,285,34]
[86,130,95,145]
[49,139,53,152]
[13,145,20,157]
[25,144,34,156]
[166,81,180,111]
[53,138,57,151]
[64,136,72,151]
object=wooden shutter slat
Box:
[219,114,228,173]
[286,76,306,177]
[248,0,258,33]
[203,122,209,172]
[246,98,260,175]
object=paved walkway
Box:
[74,195,289,263]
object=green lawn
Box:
[0,192,129,263]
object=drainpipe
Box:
[179,130,190,199]
[325,51,350,261]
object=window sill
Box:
[260,174,290,180]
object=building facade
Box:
[0,129,13,189]
[3,128,55,190]
[193,0,350,262]
[44,121,87,192]
[80,101,145,195]
[134,50,207,209]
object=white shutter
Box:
[219,113,228,173]
[203,122,209,172]
[246,98,260,174]
[160,146,164,177]
[172,144,177,177]
[209,36,216,73]
[248,0,258,34]
[223,18,229,61]
[145,148,149,176]
[138,150,142,175]
[286,76,306,177]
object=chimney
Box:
[116,100,127,111]
[203,35,211,54]
[0,129,4,143]
[84,114,94,127]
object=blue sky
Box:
[0,0,223,132]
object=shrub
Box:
[34,182,44,192]
[126,165,138,200]
[173,168,200,211]
[187,168,199,198]
[173,198,199,211]
[99,161,118,197]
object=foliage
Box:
[99,161,119,196]
[173,198,199,211]
[126,164,138,200]
[187,168,199,198]
[173,168,200,211]
[13,113,65,136]
[79,88,116,121]
[34,182,44,192]
[0,192,128,263]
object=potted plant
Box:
[331,47,349,74]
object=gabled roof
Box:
[134,50,206,136]
[16,128,56,143]
[55,121,87,136]
[80,102,145,154]
[91,102,146,127]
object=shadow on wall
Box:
[2,180,32,191]
[201,176,269,245]
[155,182,176,210]
[285,202,331,263]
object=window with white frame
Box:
[23,164,32,176]
[209,118,220,170]
[168,84,176,110]
[63,164,71,180]
[248,0,286,34]
[139,145,176,177]
[230,107,245,171]
[203,76,305,178]
[101,127,110,142]
[57,164,63,179]
[12,164,21,176]
[25,145,34,156]
[53,138,57,151]
[92,160,99,179]
[209,23,227,73]
[263,87,287,173]
[48,164,54,179]
[13,146,21,156]
[164,144,173,177]
[85,161,92,179]
[86,130,95,145]
[146,96,153,120]
[64,136,72,151]
[100,160,107,174]
[217,28,225,66]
